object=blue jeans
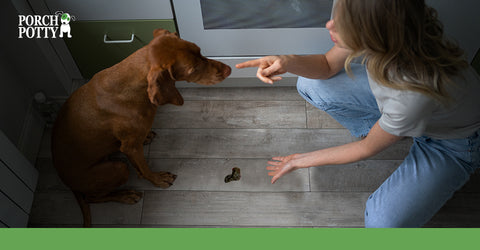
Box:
[297,64,480,227]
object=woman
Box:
[236,0,480,227]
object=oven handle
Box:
[103,34,135,44]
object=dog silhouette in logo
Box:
[55,11,75,38]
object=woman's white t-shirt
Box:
[367,66,480,139]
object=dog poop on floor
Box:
[224,167,241,183]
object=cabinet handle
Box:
[103,34,135,44]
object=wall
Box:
[0,0,67,162]
[427,0,480,62]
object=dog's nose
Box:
[223,65,232,78]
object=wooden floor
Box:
[28,87,480,227]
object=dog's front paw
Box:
[150,171,177,188]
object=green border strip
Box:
[1,228,478,250]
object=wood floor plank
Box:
[149,128,410,160]
[310,160,403,192]
[178,87,303,101]
[154,101,306,129]
[306,102,344,129]
[425,193,480,227]
[37,157,308,193]
[149,128,354,159]
[142,191,369,227]
[35,156,480,195]
[459,169,480,193]
[125,158,309,192]
[28,191,143,226]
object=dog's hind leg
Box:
[74,189,142,227]
[72,160,133,227]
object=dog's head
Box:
[60,13,72,24]
[147,29,231,106]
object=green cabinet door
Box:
[64,20,176,79]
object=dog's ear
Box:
[147,67,184,106]
[149,32,177,68]
[152,29,171,38]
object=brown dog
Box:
[51,29,231,227]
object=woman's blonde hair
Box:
[335,0,468,102]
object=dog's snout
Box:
[223,65,232,78]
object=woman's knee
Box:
[364,191,429,228]
[296,77,331,108]
[296,77,319,99]
[364,197,405,228]
[364,204,393,228]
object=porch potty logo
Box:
[18,11,76,39]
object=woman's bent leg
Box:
[296,64,380,137]
[365,134,480,228]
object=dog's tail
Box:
[73,191,92,228]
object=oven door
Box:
[173,0,335,82]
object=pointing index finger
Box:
[235,58,262,69]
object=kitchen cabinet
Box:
[32,0,176,79]
[65,20,175,78]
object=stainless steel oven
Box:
[173,0,335,82]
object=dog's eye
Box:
[187,67,196,75]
